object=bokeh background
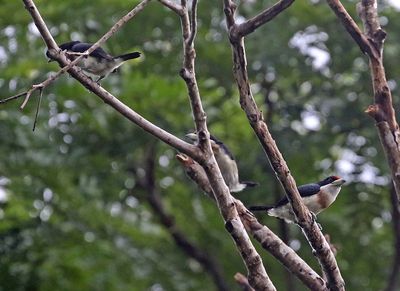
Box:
[0,0,399,290]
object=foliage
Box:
[0,0,399,290]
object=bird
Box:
[185,133,258,193]
[249,176,346,223]
[46,41,141,82]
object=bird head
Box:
[319,176,346,187]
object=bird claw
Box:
[310,212,323,231]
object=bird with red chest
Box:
[249,176,346,223]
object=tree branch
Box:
[23,0,198,158]
[223,1,344,290]
[17,0,152,110]
[326,0,400,202]
[176,154,328,291]
[162,1,276,289]
[234,0,295,39]
[325,0,376,58]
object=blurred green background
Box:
[0,0,399,290]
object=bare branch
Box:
[235,200,328,291]
[177,154,327,290]
[0,92,28,104]
[176,5,276,289]
[32,87,43,131]
[326,0,400,203]
[325,0,377,58]
[223,1,344,289]
[18,0,151,110]
[234,0,295,39]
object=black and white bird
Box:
[47,41,141,82]
[185,133,258,193]
[249,176,346,223]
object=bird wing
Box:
[273,183,320,207]
[71,42,113,60]
[209,135,235,160]
[297,183,321,197]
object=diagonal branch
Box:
[223,1,344,290]
[234,0,295,39]
[17,0,151,109]
[326,0,400,202]
[23,0,198,158]
[176,154,328,291]
[161,1,276,289]
[325,0,377,58]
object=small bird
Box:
[185,133,258,193]
[249,176,346,223]
[47,41,141,82]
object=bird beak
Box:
[185,133,198,142]
[332,178,346,186]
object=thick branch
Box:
[325,0,377,58]
[223,1,344,290]
[168,3,275,289]
[22,0,197,157]
[234,0,295,39]
[235,200,328,291]
[177,154,327,290]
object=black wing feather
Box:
[273,183,320,208]
[70,42,112,60]
[209,135,235,160]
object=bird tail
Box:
[114,52,141,61]
[248,205,273,212]
[242,181,258,188]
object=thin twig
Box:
[0,91,29,104]
[32,88,43,131]
[20,84,43,109]
[18,0,152,109]
[23,0,198,158]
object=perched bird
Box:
[185,133,258,193]
[249,176,346,223]
[47,41,141,82]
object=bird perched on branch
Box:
[185,133,258,193]
[47,41,141,82]
[249,176,346,223]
